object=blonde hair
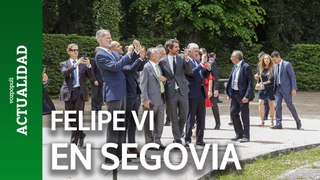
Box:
[66,43,78,53]
[259,54,274,79]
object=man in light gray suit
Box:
[271,51,302,129]
[159,39,192,144]
[140,47,167,150]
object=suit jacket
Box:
[186,59,207,99]
[140,62,165,106]
[158,55,192,99]
[59,60,93,101]
[90,57,102,83]
[123,58,146,98]
[95,48,135,102]
[210,60,219,91]
[226,60,254,101]
[273,60,297,94]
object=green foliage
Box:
[131,0,265,47]
[260,0,320,53]
[42,33,168,97]
[93,0,122,38]
[43,34,98,96]
[42,0,122,37]
[287,44,320,91]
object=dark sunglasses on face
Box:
[70,49,78,52]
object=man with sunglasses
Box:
[59,43,93,147]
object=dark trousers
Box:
[125,96,140,143]
[275,86,300,125]
[209,96,221,126]
[64,88,85,140]
[106,98,126,159]
[185,97,206,142]
[166,90,189,142]
[230,91,250,139]
[42,87,55,114]
[91,81,103,111]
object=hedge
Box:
[287,44,320,91]
[43,34,98,97]
[43,33,168,97]
[43,34,319,97]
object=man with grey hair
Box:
[158,39,192,144]
[226,50,254,143]
[94,29,144,163]
[184,43,210,146]
[140,47,167,149]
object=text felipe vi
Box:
[51,110,242,171]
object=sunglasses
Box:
[70,49,78,52]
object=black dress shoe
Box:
[214,125,220,130]
[173,140,182,144]
[70,131,78,145]
[264,116,268,120]
[78,133,86,147]
[240,137,250,143]
[70,135,79,145]
[159,144,166,150]
[231,136,243,141]
[228,121,233,125]
[296,120,302,129]
[271,124,283,129]
[196,141,205,146]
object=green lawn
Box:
[214,146,320,180]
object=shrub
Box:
[287,44,320,91]
[43,34,98,97]
[43,34,168,97]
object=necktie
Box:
[72,60,78,87]
[173,57,176,74]
[277,64,280,85]
[193,60,203,79]
[155,64,165,93]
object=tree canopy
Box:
[43,0,320,55]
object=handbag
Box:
[255,76,265,91]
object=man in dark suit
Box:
[185,43,210,146]
[121,42,146,156]
[159,39,192,144]
[94,29,142,163]
[271,51,302,129]
[226,50,254,143]
[90,47,103,112]
[59,43,93,147]
[140,47,167,150]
